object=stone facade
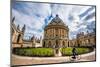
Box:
[11,17,25,47]
[69,32,96,47]
[43,15,69,48]
[11,17,42,48]
[12,15,96,48]
[43,15,96,48]
[78,32,96,47]
[42,15,70,56]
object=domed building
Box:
[43,15,69,56]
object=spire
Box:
[17,24,20,30]
[87,30,89,34]
[12,17,15,22]
[22,24,26,33]
[31,35,34,40]
[56,14,59,17]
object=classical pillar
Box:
[63,30,65,37]
[61,29,62,37]
[52,29,54,37]
[60,29,61,37]
[51,29,53,37]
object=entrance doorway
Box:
[54,40,62,56]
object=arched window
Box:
[63,41,65,47]
[12,28,14,36]
[43,41,45,47]
[88,39,90,43]
[68,41,69,47]
[55,40,58,48]
[17,34,21,43]
[49,41,51,47]
[78,44,80,47]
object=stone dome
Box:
[45,14,68,30]
[48,15,66,26]
[43,15,69,54]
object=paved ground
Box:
[11,50,96,66]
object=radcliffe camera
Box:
[11,1,96,66]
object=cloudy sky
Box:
[12,1,96,40]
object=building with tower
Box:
[11,17,42,48]
[11,17,26,47]
[43,15,69,48]
[43,15,69,56]
[11,15,96,49]
[42,15,96,56]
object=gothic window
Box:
[68,41,69,47]
[63,41,65,47]
[12,28,14,36]
[49,41,51,47]
[88,39,90,43]
[78,44,80,47]
[17,34,21,43]
[43,41,45,47]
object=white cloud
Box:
[12,9,44,37]
[86,16,95,23]
[79,6,92,14]
[81,8,95,20]
[12,3,52,39]
[12,2,95,39]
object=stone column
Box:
[61,29,62,38]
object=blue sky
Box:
[12,2,96,40]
